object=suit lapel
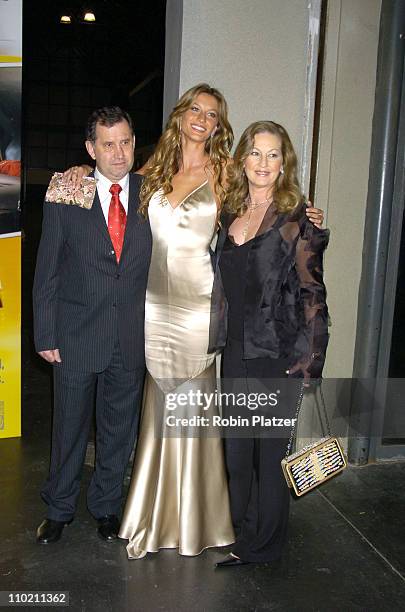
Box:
[90,188,113,248]
[120,174,140,263]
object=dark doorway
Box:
[22,0,166,182]
[21,1,167,426]
[389,212,405,379]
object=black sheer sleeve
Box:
[288,217,330,380]
[207,219,230,354]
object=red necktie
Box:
[108,183,127,263]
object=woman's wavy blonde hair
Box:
[225,121,303,216]
[139,83,233,216]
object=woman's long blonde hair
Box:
[139,83,233,216]
[225,121,303,217]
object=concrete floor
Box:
[1,190,404,611]
[2,380,405,612]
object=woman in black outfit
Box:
[215,121,329,567]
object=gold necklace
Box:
[247,199,270,210]
[242,196,273,244]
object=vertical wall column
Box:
[349,0,405,464]
[162,0,183,125]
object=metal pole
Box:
[348,0,405,464]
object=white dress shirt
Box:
[94,168,129,224]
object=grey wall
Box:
[316,0,382,378]
[163,0,183,126]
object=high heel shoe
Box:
[215,553,250,568]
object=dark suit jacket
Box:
[211,203,329,378]
[33,173,152,372]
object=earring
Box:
[280,166,284,175]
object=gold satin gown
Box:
[119,181,234,558]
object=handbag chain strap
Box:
[284,382,332,460]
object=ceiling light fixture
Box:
[60,15,72,24]
[83,12,96,22]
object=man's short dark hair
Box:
[86,106,134,142]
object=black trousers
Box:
[221,337,297,563]
[41,342,145,522]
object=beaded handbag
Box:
[281,385,347,496]
[45,172,96,209]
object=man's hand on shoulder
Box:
[38,349,62,363]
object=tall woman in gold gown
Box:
[118,84,235,558]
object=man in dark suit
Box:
[33,107,152,544]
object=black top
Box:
[219,235,251,341]
[210,202,330,379]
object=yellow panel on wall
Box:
[0,234,21,438]
[0,55,22,63]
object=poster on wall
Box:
[0,0,22,438]
[0,234,21,438]
[0,0,22,235]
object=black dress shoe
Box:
[215,554,250,568]
[97,515,120,541]
[36,519,71,544]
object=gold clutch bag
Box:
[281,385,347,497]
[45,172,96,209]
